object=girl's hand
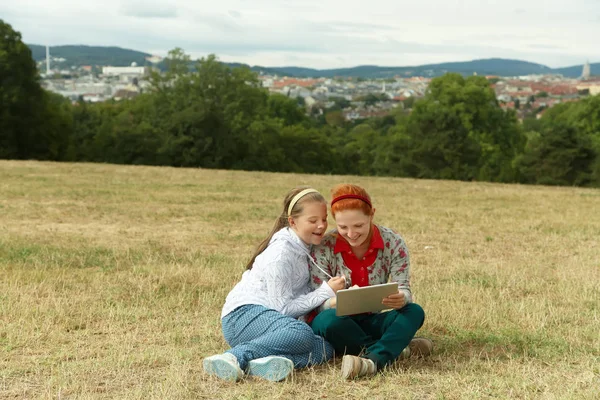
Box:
[327,276,346,293]
[382,291,405,309]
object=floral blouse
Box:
[309,225,413,305]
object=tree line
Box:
[1,20,599,187]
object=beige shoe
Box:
[408,337,433,358]
[341,355,377,380]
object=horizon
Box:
[32,43,598,71]
[5,0,599,69]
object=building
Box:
[581,61,591,80]
[145,55,163,64]
[576,80,600,96]
[102,64,150,82]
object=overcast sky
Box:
[2,0,599,69]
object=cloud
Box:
[192,13,243,32]
[120,2,177,19]
[528,44,564,50]
[309,20,399,34]
[228,10,241,19]
[5,0,600,69]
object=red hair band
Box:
[331,194,372,208]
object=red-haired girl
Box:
[309,184,432,379]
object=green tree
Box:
[267,94,307,126]
[402,73,524,181]
[357,93,386,106]
[522,117,542,135]
[149,47,191,90]
[536,96,600,185]
[41,92,74,160]
[371,121,411,176]
[402,96,416,110]
[0,20,54,159]
[329,97,351,111]
[325,110,345,127]
[147,52,271,168]
[278,125,337,174]
[237,118,286,171]
[515,123,596,186]
[341,123,380,175]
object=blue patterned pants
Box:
[222,304,334,370]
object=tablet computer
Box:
[335,282,398,316]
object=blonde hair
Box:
[245,186,325,270]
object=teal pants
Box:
[311,303,425,369]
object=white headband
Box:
[287,188,319,216]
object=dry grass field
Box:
[1,160,599,399]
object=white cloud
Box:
[2,0,599,68]
[120,2,178,18]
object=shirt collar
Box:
[333,224,384,254]
[285,227,311,252]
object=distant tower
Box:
[382,82,386,93]
[582,60,591,80]
[46,45,50,75]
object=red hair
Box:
[330,184,373,217]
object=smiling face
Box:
[289,200,328,245]
[334,209,373,248]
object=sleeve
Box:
[388,233,413,304]
[309,243,337,290]
[309,244,338,313]
[264,254,335,319]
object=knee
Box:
[398,302,425,327]
[288,320,320,351]
[304,336,334,366]
[312,310,348,337]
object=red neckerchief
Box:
[334,225,384,287]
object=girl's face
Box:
[334,209,373,248]
[289,201,328,245]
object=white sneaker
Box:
[203,353,244,382]
[247,356,294,382]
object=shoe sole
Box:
[247,357,294,382]
[203,357,241,382]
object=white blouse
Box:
[221,228,334,319]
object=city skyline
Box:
[2,0,599,69]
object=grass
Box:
[0,160,599,399]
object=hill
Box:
[244,59,597,79]
[28,44,153,67]
[553,63,600,78]
[2,160,599,398]
[28,44,597,78]
[248,58,554,78]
